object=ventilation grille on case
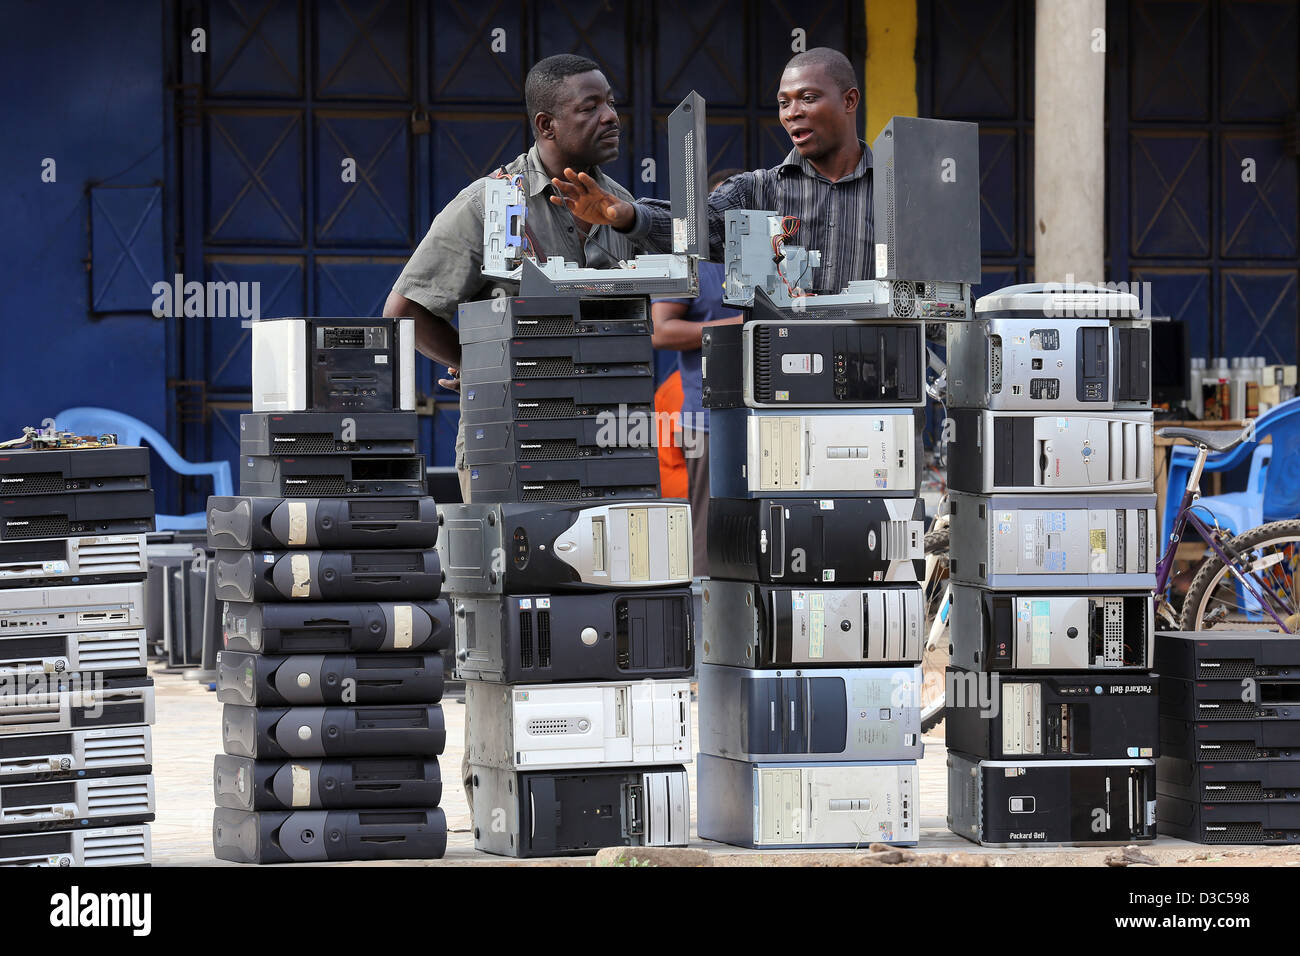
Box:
[83,729,150,767]
[272,433,346,454]
[3,516,70,539]
[989,335,1003,394]
[515,399,578,419]
[75,633,146,670]
[712,512,758,569]
[537,611,551,668]
[520,481,583,502]
[518,440,580,461]
[1107,420,1152,482]
[555,280,649,295]
[1202,782,1270,802]
[1198,659,1256,679]
[519,613,533,669]
[0,473,65,495]
[1198,741,1268,760]
[83,828,149,865]
[515,317,576,336]
[752,328,773,401]
[683,130,697,248]
[883,161,896,275]
[1195,702,1262,719]
[282,475,348,496]
[85,777,152,815]
[891,282,916,317]
[1202,822,1265,844]
[75,537,147,573]
[514,358,574,378]
[879,520,921,560]
[526,717,578,735]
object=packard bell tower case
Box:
[948,753,1157,846]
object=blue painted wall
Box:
[0,1,169,491]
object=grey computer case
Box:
[948,491,1157,589]
[697,664,922,762]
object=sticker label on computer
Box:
[1029,600,1051,665]
[808,592,825,659]
[780,354,822,375]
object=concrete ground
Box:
[151,663,1300,867]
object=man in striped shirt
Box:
[549,47,874,291]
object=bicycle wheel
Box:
[1179,519,1300,632]
[921,528,950,732]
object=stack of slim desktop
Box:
[433,92,712,858]
[694,116,981,849]
[944,284,1162,846]
[0,438,156,866]
[209,316,452,863]
[1156,630,1300,843]
[441,293,695,858]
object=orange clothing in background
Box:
[654,371,688,499]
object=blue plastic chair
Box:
[1162,396,1300,544]
[54,407,232,531]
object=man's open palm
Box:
[549,168,634,229]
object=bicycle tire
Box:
[1179,519,1300,632]
[924,529,951,565]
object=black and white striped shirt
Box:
[625,142,874,293]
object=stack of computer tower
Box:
[944,284,1162,846]
[694,305,930,848]
[440,293,695,858]
[0,437,156,867]
[693,116,986,849]
[1156,630,1300,844]
[209,316,452,863]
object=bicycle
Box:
[1156,424,1299,633]
[915,411,1299,735]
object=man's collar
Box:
[779,140,873,182]
[523,145,608,197]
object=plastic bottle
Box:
[1188,357,1205,419]
[1228,357,1246,420]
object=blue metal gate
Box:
[169,0,864,510]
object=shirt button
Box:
[568,226,575,233]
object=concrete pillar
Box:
[1034,0,1106,283]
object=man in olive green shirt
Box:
[384,54,645,820]
[384,53,644,502]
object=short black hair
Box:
[525,54,602,128]
[783,47,857,94]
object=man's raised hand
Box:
[549,168,636,230]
